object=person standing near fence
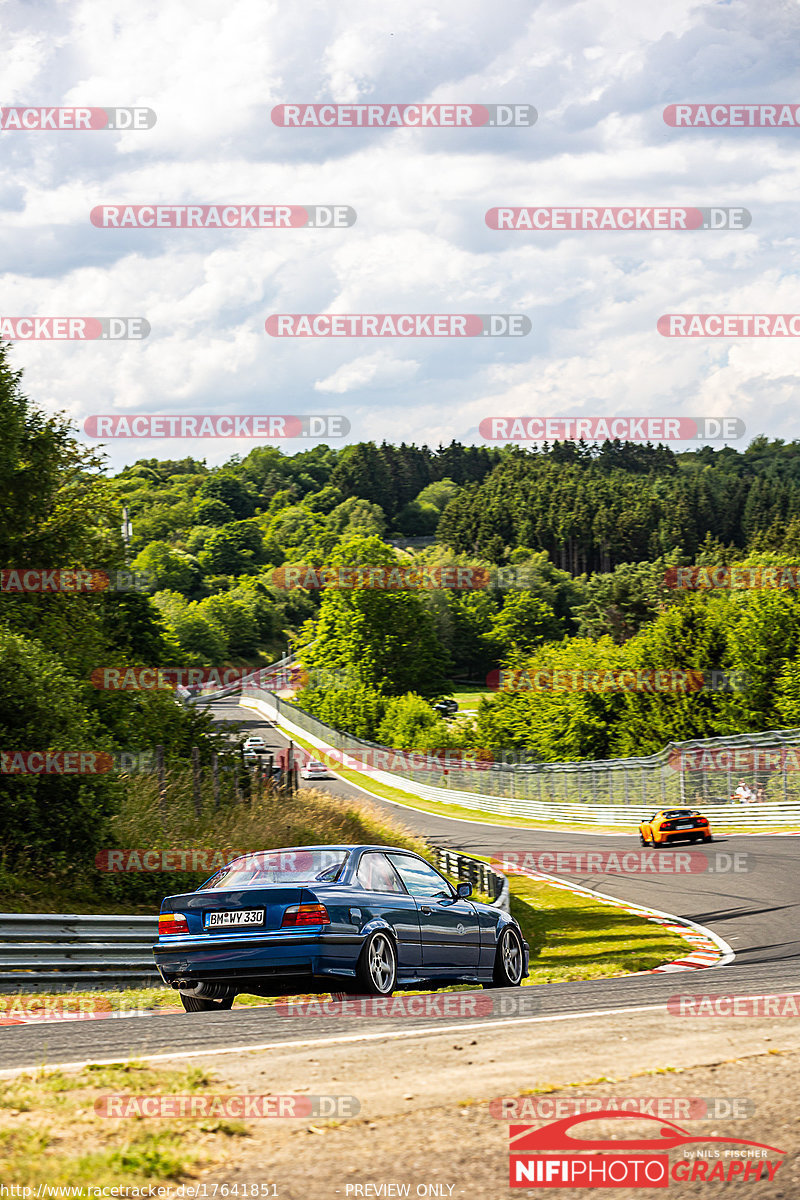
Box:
[732,779,754,804]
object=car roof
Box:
[227,844,421,854]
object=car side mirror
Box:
[456,882,472,899]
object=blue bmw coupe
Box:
[154,844,529,1011]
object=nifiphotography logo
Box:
[508,1112,785,1188]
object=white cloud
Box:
[314,350,420,393]
[0,0,798,467]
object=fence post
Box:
[679,752,685,805]
[211,752,220,810]
[156,745,166,819]
[287,741,294,795]
[191,745,202,817]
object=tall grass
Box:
[0,769,429,913]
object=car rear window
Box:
[199,849,349,889]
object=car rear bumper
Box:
[152,930,362,987]
[652,825,710,844]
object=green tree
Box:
[0,627,119,867]
[298,537,450,697]
[196,473,257,519]
[489,592,560,655]
[132,541,202,594]
[198,522,265,575]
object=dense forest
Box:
[6,337,800,877]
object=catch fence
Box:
[241,686,800,825]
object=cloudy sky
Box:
[1,0,798,469]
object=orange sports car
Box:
[639,807,712,846]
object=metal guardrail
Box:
[0,913,160,992]
[184,653,294,705]
[241,686,800,825]
[436,849,510,912]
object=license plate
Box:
[204,908,265,929]
[676,821,695,829]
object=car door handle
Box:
[420,905,432,914]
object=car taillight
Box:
[159,912,189,936]
[697,818,708,825]
[662,822,675,830]
[282,903,330,927]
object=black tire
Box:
[180,992,234,1012]
[485,926,524,988]
[703,834,713,843]
[639,833,649,846]
[355,930,397,996]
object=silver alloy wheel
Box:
[368,932,395,992]
[501,928,523,984]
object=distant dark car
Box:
[433,698,459,717]
[153,844,528,1011]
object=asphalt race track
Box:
[1,694,798,1072]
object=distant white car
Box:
[300,759,331,780]
[243,736,267,751]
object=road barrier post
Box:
[191,745,202,817]
[156,744,166,819]
[211,751,220,810]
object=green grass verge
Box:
[0,1061,249,1191]
[446,683,492,709]
[508,875,689,983]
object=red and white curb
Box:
[513,868,734,972]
